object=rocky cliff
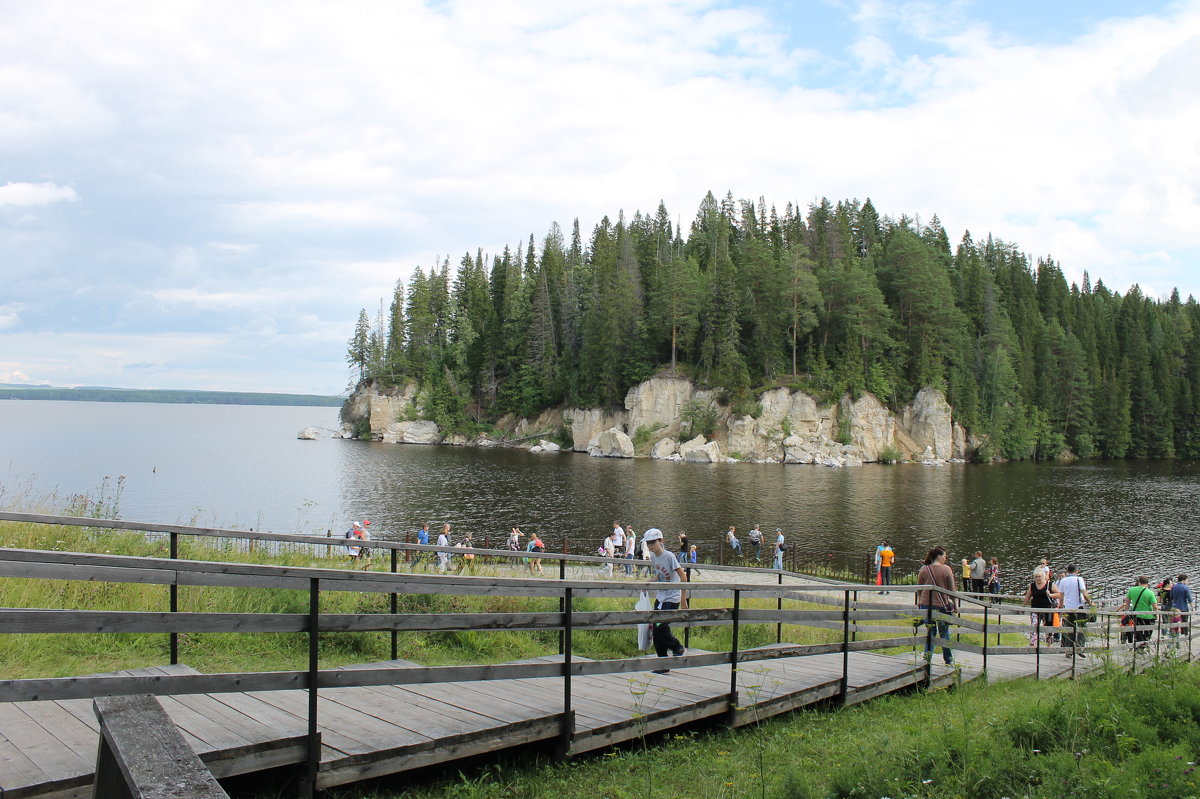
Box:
[342,376,971,466]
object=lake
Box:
[1,399,1197,590]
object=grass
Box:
[305,660,1200,799]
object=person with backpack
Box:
[1117,576,1158,650]
[747,525,763,562]
[527,532,545,576]
[344,519,371,568]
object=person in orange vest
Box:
[878,541,895,593]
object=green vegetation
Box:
[878,445,902,464]
[346,192,1200,459]
[633,423,665,451]
[311,661,1200,799]
[0,386,341,406]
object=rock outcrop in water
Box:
[341,375,971,465]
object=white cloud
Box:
[0,304,19,330]
[1,0,1199,391]
[0,182,78,208]
[0,367,31,383]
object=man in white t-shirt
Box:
[1057,563,1092,656]
[643,528,687,673]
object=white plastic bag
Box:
[635,591,653,650]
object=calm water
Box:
[1,399,1198,589]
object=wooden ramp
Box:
[0,648,954,797]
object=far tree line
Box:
[346,191,1200,461]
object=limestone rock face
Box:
[343,377,967,468]
[952,423,968,461]
[297,427,320,440]
[588,428,634,458]
[368,383,421,438]
[567,408,628,452]
[901,387,953,460]
[650,438,679,459]
[725,415,784,461]
[381,420,442,445]
[624,376,696,438]
[840,393,894,462]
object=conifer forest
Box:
[346,192,1200,461]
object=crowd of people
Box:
[906,542,1197,664]
[589,522,788,577]
[347,520,1194,663]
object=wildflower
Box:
[922,779,933,784]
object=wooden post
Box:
[924,601,933,688]
[390,548,399,661]
[840,589,850,705]
[851,590,858,643]
[560,587,573,756]
[684,567,692,649]
[93,694,229,799]
[404,531,411,564]
[1035,615,1041,680]
[302,578,320,799]
[169,531,178,666]
[982,605,989,679]
[728,590,740,720]
[558,557,567,654]
[776,572,783,644]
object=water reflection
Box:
[339,444,1200,590]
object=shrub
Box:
[878,445,901,464]
[632,424,664,450]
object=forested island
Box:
[0,386,342,407]
[346,192,1200,461]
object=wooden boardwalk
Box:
[0,647,959,798]
[0,514,1191,798]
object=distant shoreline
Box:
[0,387,342,407]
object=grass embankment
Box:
[312,661,1200,799]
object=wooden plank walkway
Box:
[0,647,957,797]
[4,638,1186,796]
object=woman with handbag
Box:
[916,547,957,665]
[1023,568,1062,647]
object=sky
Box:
[2,0,1198,395]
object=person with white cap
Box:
[642,528,687,673]
[345,519,371,567]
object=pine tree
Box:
[347,309,370,383]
